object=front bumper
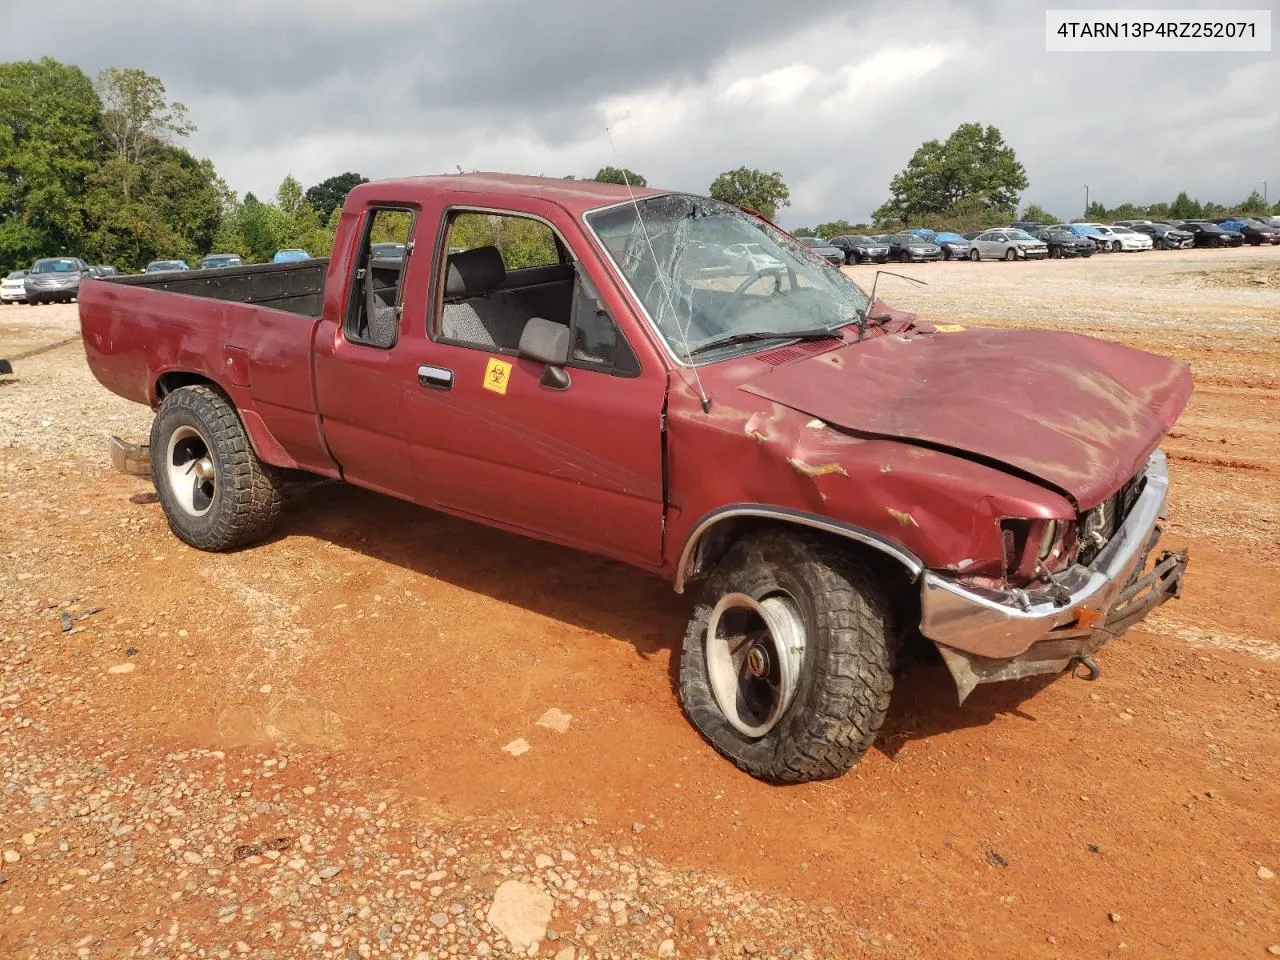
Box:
[0,288,27,301]
[919,450,1187,700]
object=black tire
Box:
[968,248,980,262]
[678,530,894,784]
[1049,245,1061,259]
[150,384,283,551]
[1004,247,1017,261]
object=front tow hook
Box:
[1070,655,1101,682]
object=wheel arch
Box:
[153,371,298,470]
[674,505,923,595]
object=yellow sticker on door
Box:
[483,357,513,395]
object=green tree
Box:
[305,172,367,220]
[708,168,791,220]
[873,122,1028,223]
[94,67,194,200]
[1020,203,1058,224]
[1083,201,1109,221]
[0,58,102,270]
[592,166,647,188]
[450,213,557,269]
[1170,191,1203,219]
[1236,191,1268,215]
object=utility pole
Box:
[1083,184,1089,218]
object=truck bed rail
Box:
[106,259,328,317]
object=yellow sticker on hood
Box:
[934,323,965,333]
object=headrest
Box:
[444,245,505,298]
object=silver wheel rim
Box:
[704,592,806,738]
[165,425,217,517]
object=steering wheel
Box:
[715,267,784,324]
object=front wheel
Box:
[678,531,894,783]
[968,248,980,262]
[150,384,283,551]
[1004,248,1017,261]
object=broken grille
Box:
[1077,471,1146,566]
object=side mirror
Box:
[518,317,571,390]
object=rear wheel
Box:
[150,385,283,551]
[678,530,894,783]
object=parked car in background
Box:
[1008,221,1046,233]
[1071,224,1129,252]
[1214,218,1280,245]
[200,253,245,270]
[1,269,29,303]
[869,234,896,244]
[828,235,890,264]
[145,260,191,273]
[795,236,846,265]
[1179,221,1245,247]
[1036,227,1096,258]
[272,249,312,263]
[932,231,972,260]
[886,233,942,262]
[95,265,123,277]
[1126,223,1193,249]
[1107,227,1154,252]
[24,257,92,303]
[1055,224,1104,250]
[969,229,1048,261]
[370,242,406,260]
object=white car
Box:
[724,242,787,274]
[1075,223,1144,252]
[1107,226,1154,252]
[1,269,29,304]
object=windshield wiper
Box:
[687,328,835,358]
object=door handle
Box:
[418,364,453,390]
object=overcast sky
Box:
[4,0,1276,226]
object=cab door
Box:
[312,205,423,500]
[400,203,668,569]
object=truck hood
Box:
[739,327,1192,509]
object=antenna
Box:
[605,127,712,413]
[862,269,927,341]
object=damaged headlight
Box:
[1000,517,1076,584]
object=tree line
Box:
[2,59,1272,272]
[794,122,1276,238]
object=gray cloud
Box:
[2,0,1275,225]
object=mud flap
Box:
[109,436,153,477]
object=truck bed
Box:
[111,259,329,317]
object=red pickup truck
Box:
[80,174,1191,783]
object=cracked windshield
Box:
[587,196,869,360]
